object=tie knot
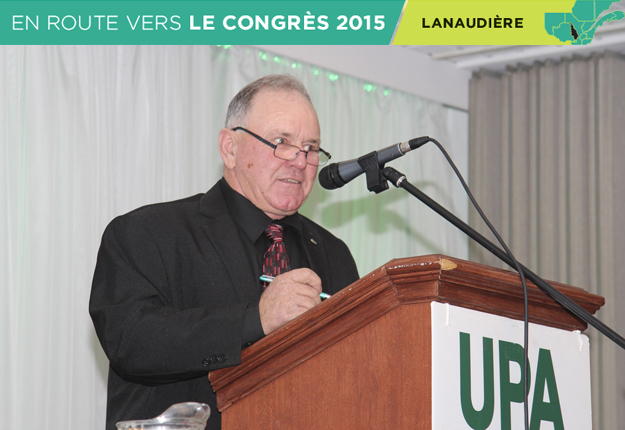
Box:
[265,223,285,243]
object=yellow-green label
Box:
[393,0,625,45]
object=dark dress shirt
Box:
[219,178,311,347]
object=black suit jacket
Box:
[89,181,359,430]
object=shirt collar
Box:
[219,177,302,242]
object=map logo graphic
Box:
[545,0,625,45]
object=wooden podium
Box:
[209,255,604,429]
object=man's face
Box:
[223,89,321,219]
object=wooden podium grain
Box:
[209,255,604,429]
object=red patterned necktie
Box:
[262,223,291,288]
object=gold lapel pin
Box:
[310,238,317,245]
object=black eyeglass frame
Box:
[231,126,331,166]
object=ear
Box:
[218,128,237,169]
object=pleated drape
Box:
[469,52,625,429]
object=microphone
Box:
[318,136,430,190]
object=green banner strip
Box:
[1,0,404,44]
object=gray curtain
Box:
[469,52,625,429]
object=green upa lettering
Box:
[460,333,495,430]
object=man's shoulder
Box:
[107,182,225,233]
[122,193,204,224]
[119,182,224,224]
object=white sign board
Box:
[431,302,592,430]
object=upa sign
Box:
[431,302,592,430]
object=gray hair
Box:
[224,75,312,128]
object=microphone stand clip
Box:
[357,151,389,194]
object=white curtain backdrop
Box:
[1,45,468,429]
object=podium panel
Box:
[221,304,432,429]
[209,255,603,429]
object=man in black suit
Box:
[89,75,359,430]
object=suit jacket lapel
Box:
[301,225,332,293]
[198,184,257,302]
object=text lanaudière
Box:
[422,16,523,29]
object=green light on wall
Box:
[313,70,319,75]
[328,73,339,82]
[364,84,376,92]
[384,90,389,96]
[274,57,281,63]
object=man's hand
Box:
[259,268,322,335]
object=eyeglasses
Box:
[231,127,331,167]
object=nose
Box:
[288,150,309,169]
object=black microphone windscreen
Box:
[318,163,345,190]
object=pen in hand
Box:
[260,275,331,299]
